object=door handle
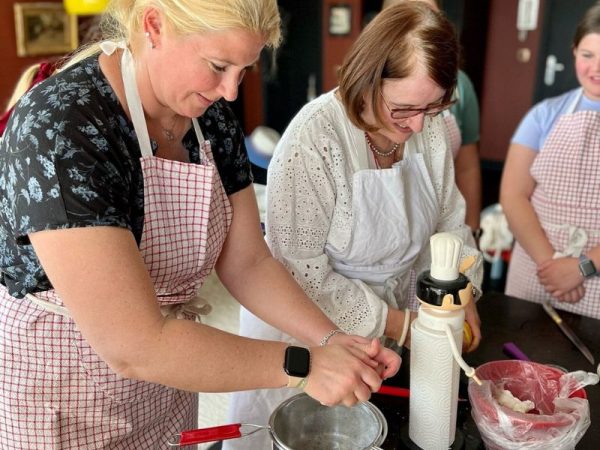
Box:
[544,54,565,86]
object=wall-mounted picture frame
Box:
[328,4,352,36]
[14,2,78,57]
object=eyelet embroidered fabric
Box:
[265,91,482,337]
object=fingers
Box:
[464,319,482,352]
[464,302,482,353]
[370,346,401,379]
[555,285,585,303]
[307,344,386,407]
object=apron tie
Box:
[552,225,588,259]
[26,291,212,322]
[99,40,127,55]
[25,293,70,317]
[383,277,399,307]
[160,295,212,322]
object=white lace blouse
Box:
[265,90,482,338]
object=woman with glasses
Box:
[225,3,483,449]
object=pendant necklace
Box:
[162,116,178,142]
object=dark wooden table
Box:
[371,291,600,449]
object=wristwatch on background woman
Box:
[578,254,597,278]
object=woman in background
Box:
[501,2,600,318]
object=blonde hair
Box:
[5,64,43,111]
[63,0,281,68]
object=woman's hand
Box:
[304,338,401,407]
[556,285,586,303]
[463,300,481,352]
[327,333,401,380]
[537,257,584,300]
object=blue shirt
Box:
[512,88,600,152]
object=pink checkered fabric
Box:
[443,113,461,158]
[0,139,232,448]
[506,111,600,319]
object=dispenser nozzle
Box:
[430,232,463,281]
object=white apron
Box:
[0,43,232,449]
[506,89,600,319]
[225,135,440,450]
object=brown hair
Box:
[338,1,458,131]
[573,1,600,48]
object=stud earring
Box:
[145,31,155,49]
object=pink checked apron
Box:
[0,43,232,449]
[506,89,600,319]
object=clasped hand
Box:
[537,256,586,302]
[304,334,401,407]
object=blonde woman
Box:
[0,0,399,447]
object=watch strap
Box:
[286,376,308,389]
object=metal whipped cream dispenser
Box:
[409,232,481,450]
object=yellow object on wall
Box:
[64,0,108,15]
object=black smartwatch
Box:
[284,346,310,388]
[579,254,597,278]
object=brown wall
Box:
[479,0,545,162]
[321,0,363,92]
[0,0,66,109]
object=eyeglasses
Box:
[380,92,456,121]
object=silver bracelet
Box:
[319,329,344,346]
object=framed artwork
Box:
[328,4,352,36]
[14,2,78,57]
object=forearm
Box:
[385,307,409,341]
[219,254,337,346]
[500,144,552,265]
[588,246,600,268]
[128,319,289,392]
[454,143,482,231]
[501,195,554,265]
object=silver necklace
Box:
[162,116,178,142]
[364,132,399,157]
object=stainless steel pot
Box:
[269,393,387,450]
[167,393,387,449]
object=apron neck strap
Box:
[566,88,584,115]
[104,41,205,159]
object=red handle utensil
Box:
[167,423,266,447]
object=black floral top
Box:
[0,55,252,298]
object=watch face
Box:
[580,259,596,278]
[284,346,310,377]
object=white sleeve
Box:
[266,129,387,339]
